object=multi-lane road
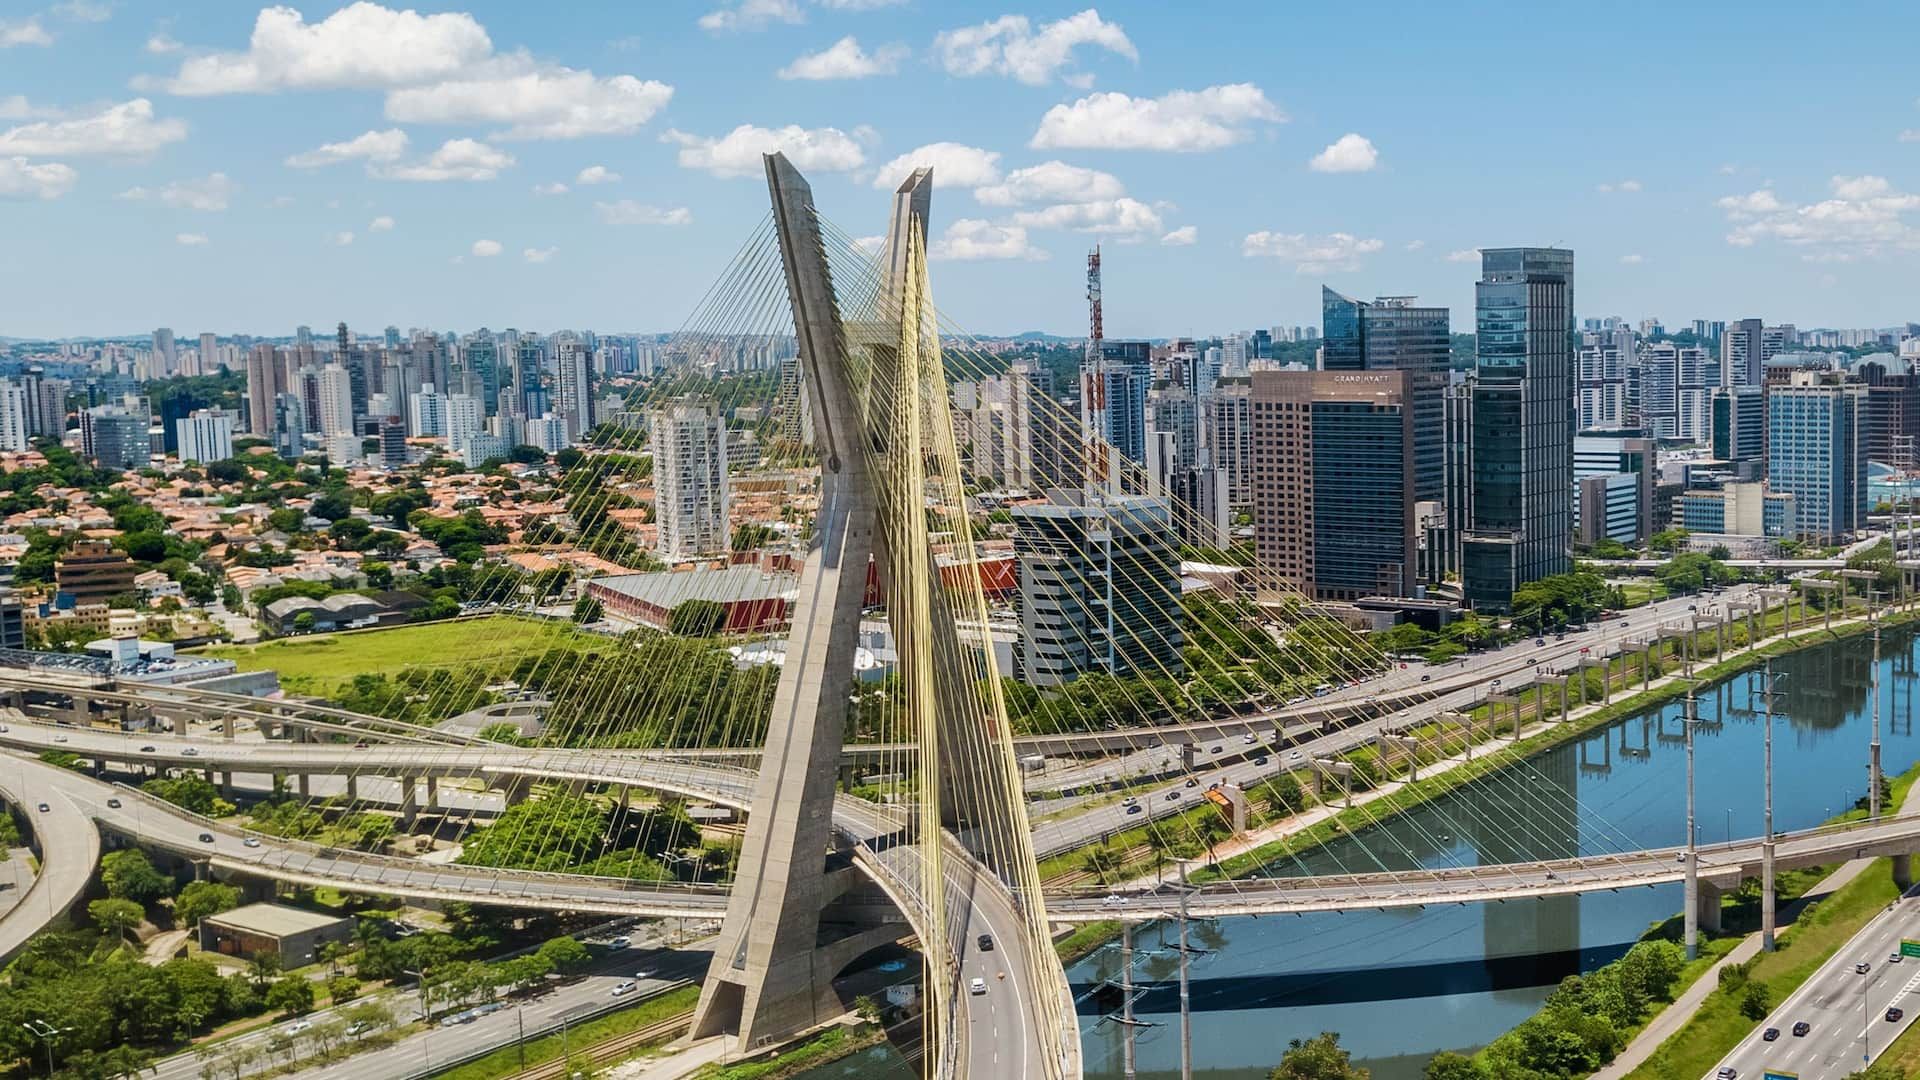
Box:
[1712,888,1920,1080]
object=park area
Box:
[196,617,587,697]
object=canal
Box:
[797,625,1920,1079]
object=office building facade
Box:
[1766,371,1867,543]
[1011,495,1184,688]
[1320,287,1449,501]
[176,409,235,464]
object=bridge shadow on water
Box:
[1071,941,1636,1015]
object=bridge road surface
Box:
[1711,887,1920,1080]
[0,764,95,963]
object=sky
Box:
[4,1,1920,340]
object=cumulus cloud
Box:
[1308,133,1378,173]
[1619,254,1643,264]
[145,32,181,54]
[974,160,1125,206]
[0,19,52,48]
[471,239,502,257]
[1716,175,1920,255]
[116,173,236,211]
[699,0,803,31]
[1404,239,1426,252]
[0,157,76,200]
[52,1,113,23]
[0,98,186,159]
[595,200,693,226]
[533,182,569,196]
[1031,84,1284,152]
[929,219,1046,261]
[523,246,558,263]
[154,4,670,141]
[575,165,620,185]
[373,138,514,182]
[1445,248,1479,263]
[0,97,46,120]
[663,124,865,178]
[779,36,906,80]
[284,129,410,169]
[1160,225,1196,246]
[333,231,355,246]
[934,9,1135,86]
[175,232,208,246]
[1242,230,1384,273]
[369,215,394,232]
[1597,179,1643,193]
[1013,197,1162,239]
[872,142,1000,190]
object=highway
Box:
[0,764,95,963]
[1712,887,1920,1079]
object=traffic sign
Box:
[1901,938,1920,958]
[1764,1071,1798,1080]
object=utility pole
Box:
[1759,661,1786,952]
[1121,922,1135,1080]
[1683,684,1700,961]
[1176,860,1193,1080]
[1872,615,1885,819]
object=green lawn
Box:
[195,617,589,695]
[1617,581,1671,608]
[432,985,697,1080]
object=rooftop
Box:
[205,902,351,937]
[593,565,798,609]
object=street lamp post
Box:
[20,1019,68,1077]
[1759,661,1786,952]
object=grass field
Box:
[433,985,698,1080]
[196,617,587,695]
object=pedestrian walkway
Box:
[599,1035,730,1080]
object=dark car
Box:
[1125,804,1143,815]
[1184,778,1199,788]
[1791,1021,1811,1037]
[106,798,120,809]
[1254,756,1269,766]
[35,803,48,813]
[197,832,214,843]
[1164,790,1180,802]
[1762,1027,1779,1041]
[138,745,155,753]
[977,934,993,952]
[1889,1007,1906,1022]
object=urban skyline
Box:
[6,2,1920,338]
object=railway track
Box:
[499,1011,692,1080]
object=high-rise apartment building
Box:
[196,332,217,376]
[0,381,27,452]
[408,383,447,439]
[1722,318,1789,388]
[1320,287,1449,501]
[1462,247,1574,612]
[1011,495,1184,688]
[1711,385,1767,474]
[315,365,355,436]
[525,413,570,455]
[554,341,593,441]
[152,328,177,377]
[245,345,285,436]
[175,409,235,464]
[378,416,407,467]
[1252,369,1416,601]
[1767,371,1867,543]
[1638,341,1713,441]
[1082,340,1151,481]
[651,396,729,563]
[514,338,547,419]
[1576,329,1633,430]
[446,394,484,456]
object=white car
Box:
[608,936,632,949]
[181,746,199,757]
[611,980,637,997]
[243,837,261,848]
[1102,894,1126,908]
[285,1020,312,1035]
[969,978,987,996]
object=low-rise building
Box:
[199,903,353,965]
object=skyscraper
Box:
[0,381,28,453]
[554,340,593,440]
[1252,370,1416,600]
[1011,495,1184,687]
[1767,371,1866,543]
[1320,287,1449,501]
[1575,329,1633,430]
[515,337,547,419]
[176,410,235,464]
[315,365,354,436]
[196,332,218,377]
[245,345,285,436]
[1462,247,1575,612]
[81,405,150,470]
[1081,339,1150,483]
[1722,318,1773,388]
[651,396,729,563]
[446,393,484,456]
[408,383,447,439]
[151,328,177,378]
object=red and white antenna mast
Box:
[1085,245,1103,367]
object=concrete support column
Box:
[1683,858,1699,960]
[397,777,418,826]
[837,763,857,792]
[1562,676,1574,722]
[222,714,235,740]
[193,860,209,882]
[1762,841,1778,951]
[346,774,359,801]
[1697,881,1723,936]
[296,773,310,798]
[69,694,88,725]
[425,775,439,810]
[170,713,187,736]
[1895,853,1913,892]
[500,775,531,807]
[1643,646,1654,689]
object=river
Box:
[801,625,1920,1079]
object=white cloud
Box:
[595,200,693,226]
[929,218,1046,261]
[0,19,52,48]
[1160,225,1196,246]
[53,1,113,23]
[368,215,394,232]
[0,97,46,120]
[1031,84,1284,152]
[523,246,558,263]
[284,129,410,169]
[175,232,208,246]
[333,231,355,246]
[1718,163,1739,175]
[663,124,865,178]
[1242,230,1383,273]
[817,0,906,8]
[576,164,620,185]
[1444,248,1478,263]
[779,36,907,80]
[160,3,493,95]
[1619,253,1643,264]
[372,138,514,182]
[872,142,1000,190]
[934,9,1135,86]
[384,63,673,140]
[974,160,1124,206]
[852,234,885,254]
[699,0,802,32]
[533,181,570,196]
[1597,179,1643,193]
[0,98,185,159]
[145,32,181,54]
[1404,239,1425,252]
[1716,175,1920,256]
[115,172,236,211]
[1013,197,1162,239]
[1308,133,1378,174]
[0,157,76,200]
[471,239,502,257]
[1901,130,1920,143]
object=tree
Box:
[1740,980,1772,1020]
[571,594,604,624]
[667,599,727,636]
[1648,528,1690,554]
[1422,1052,1485,1080]
[88,897,145,944]
[535,935,589,974]
[362,560,393,589]
[174,881,242,927]
[265,975,315,1016]
[100,849,175,903]
[324,974,361,1005]
[292,610,316,633]
[1270,1032,1368,1080]
[246,951,284,992]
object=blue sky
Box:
[4,0,1920,340]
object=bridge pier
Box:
[397,778,418,826]
[345,774,358,802]
[425,775,439,811]
[1696,880,1723,936]
[170,712,187,736]
[296,773,310,799]
[1895,853,1913,892]
[499,776,531,807]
